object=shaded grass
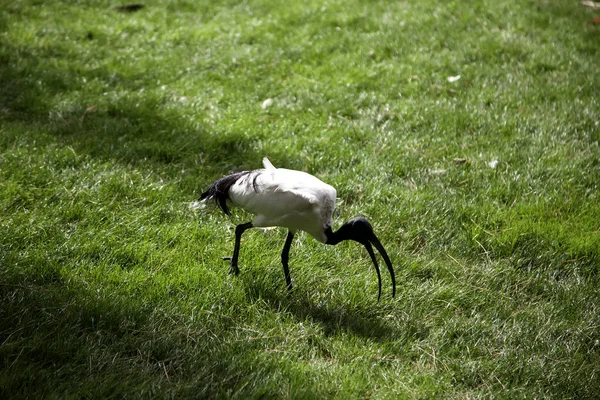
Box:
[1,0,600,398]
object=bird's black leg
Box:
[281,230,295,290]
[229,222,253,275]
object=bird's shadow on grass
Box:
[242,275,399,341]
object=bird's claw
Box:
[224,257,240,275]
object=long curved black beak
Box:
[363,234,396,301]
[325,216,396,300]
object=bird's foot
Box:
[223,257,240,275]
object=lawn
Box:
[1,0,599,398]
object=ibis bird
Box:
[200,157,396,300]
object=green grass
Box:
[1,0,599,398]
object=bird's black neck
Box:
[324,217,375,246]
[324,225,356,245]
[324,226,338,245]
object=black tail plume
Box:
[200,171,254,215]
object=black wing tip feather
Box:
[200,171,256,215]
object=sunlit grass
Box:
[1,0,599,398]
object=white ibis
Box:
[200,157,396,300]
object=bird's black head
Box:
[326,216,375,245]
[325,216,396,300]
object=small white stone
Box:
[261,98,274,109]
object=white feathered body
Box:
[227,158,336,243]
